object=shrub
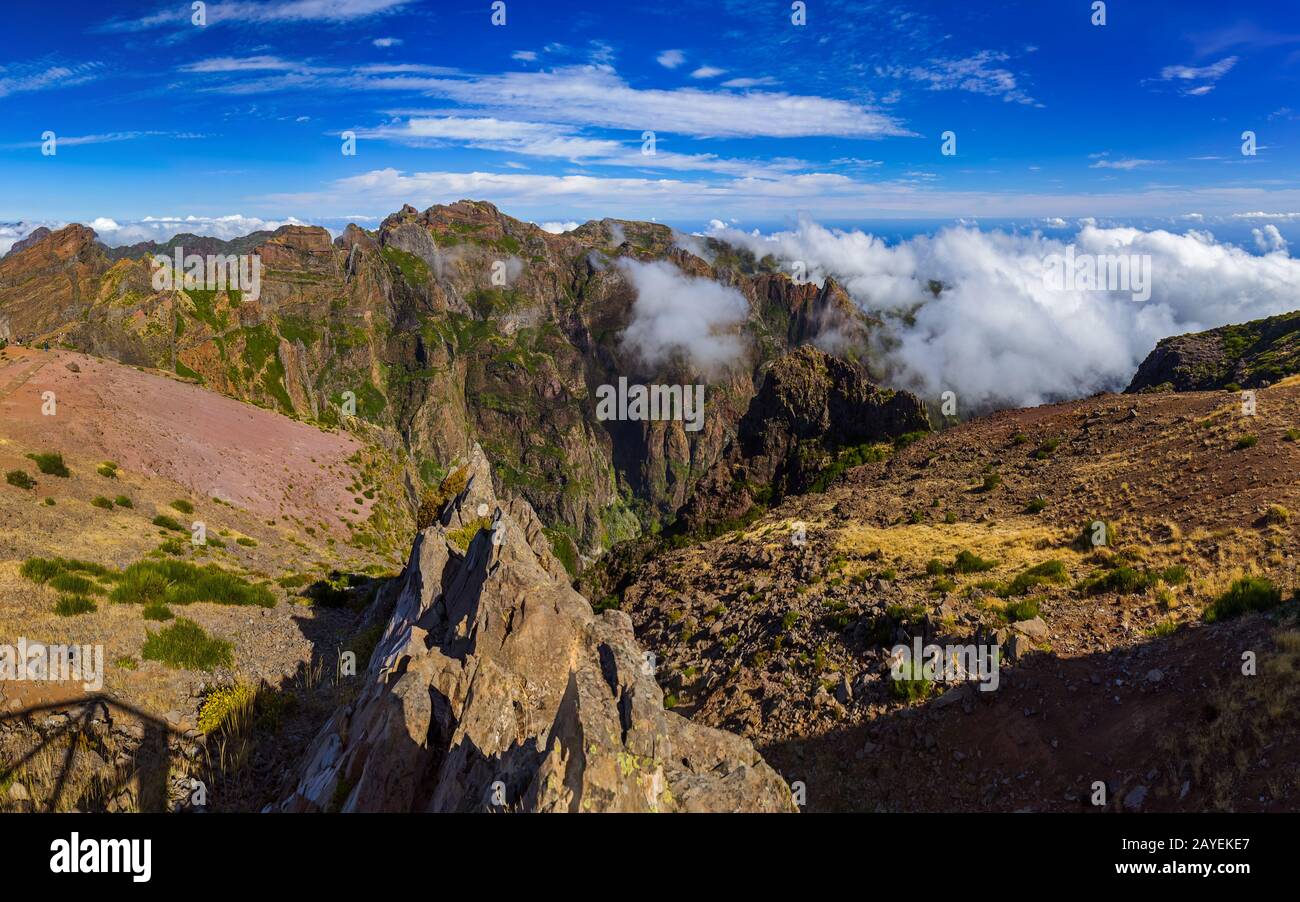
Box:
[142,602,174,621]
[1010,432,1029,445]
[925,558,948,576]
[1264,504,1290,525]
[1031,438,1060,460]
[26,452,69,477]
[20,557,115,583]
[1003,560,1068,596]
[114,495,133,508]
[1235,434,1258,450]
[170,499,194,514]
[1024,496,1048,514]
[43,497,54,506]
[91,496,113,510]
[932,576,957,593]
[198,683,257,734]
[1075,520,1118,550]
[953,550,997,573]
[1084,566,1153,596]
[416,465,470,530]
[889,658,932,703]
[1285,428,1300,442]
[153,514,184,531]
[235,536,257,547]
[49,572,105,596]
[97,463,118,478]
[142,618,233,671]
[976,472,1002,492]
[54,595,97,616]
[5,470,35,490]
[1203,576,1285,623]
[447,516,491,550]
[1001,597,1041,621]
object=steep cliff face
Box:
[676,345,930,536]
[1126,310,1300,393]
[279,445,795,813]
[0,200,879,558]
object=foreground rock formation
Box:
[279,445,795,812]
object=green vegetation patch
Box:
[110,559,274,608]
[26,452,69,477]
[142,618,233,671]
[1203,576,1286,623]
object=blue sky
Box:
[2,0,1299,241]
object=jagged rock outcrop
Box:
[278,445,795,813]
[1127,310,1300,393]
[675,345,930,534]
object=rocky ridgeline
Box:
[1127,309,1300,393]
[278,444,794,812]
[0,200,876,557]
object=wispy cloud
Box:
[877,51,1040,106]
[98,0,413,32]
[386,66,912,139]
[1150,56,1238,95]
[690,66,727,79]
[1088,153,1161,171]
[0,61,103,98]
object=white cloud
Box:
[179,55,326,73]
[0,61,102,98]
[358,114,813,177]
[1159,56,1238,81]
[1253,224,1288,253]
[98,0,413,31]
[373,37,402,47]
[537,221,580,234]
[1151,56,1237,95]
[1089,157,1160,171]
[720,76,779,88]
[616,258,750,377]
[707,219,1300,410]
[656,49,686,69]
[690,66,727,79]
[1232,211,1300,221]
[399,65,911,139]
[512,50,538,62]
[878,51,1039,106]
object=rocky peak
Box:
[279,443,795,812]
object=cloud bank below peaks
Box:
[707,219,1300,411]
[616,258,749,379]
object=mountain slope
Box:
[616,377,1300,811]
[0,200,877,559]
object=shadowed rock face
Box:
[676,345,930,535]
[1126,310,1300,393]
[279,444,795,813]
